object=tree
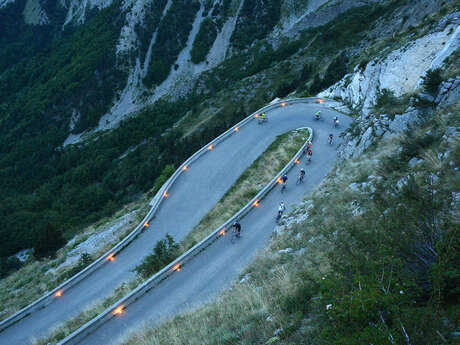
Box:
[34,223,66,258]
[422,68,443,95]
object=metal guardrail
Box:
[0,97,327,334]
[57,124,313,345]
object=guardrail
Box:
[0,97,328,334]
[58,125,313,345]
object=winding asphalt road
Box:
[0,101,351,345]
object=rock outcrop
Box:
[319,19,460,114]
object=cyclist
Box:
[278,202,286,218]
[333,115,339,127]
[282,174,288,185]
[232,221,241,238]
[281,174,288,192]
[328,133,334,145]
[307,148,313,162]
[306,139,312,150]
[259,112,266,124]
[315,111,321,120]
[298,168,306,184]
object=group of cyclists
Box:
[231,110,340,238]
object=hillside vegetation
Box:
[0,0,455,301]
[122,102,460,345]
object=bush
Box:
[135,234,180,279]
[375,88,398,109]
[65,252,93,278]
[422,68,443,95]
[34,224,66,258]
[153,164,175,192]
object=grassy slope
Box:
[121,103,460,345]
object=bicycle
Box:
[296,172,305,185]
[230,228,241,244]
[258,116,268,124]
[276,209,284,223]
[281,181,287,193]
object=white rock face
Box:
[319,24,459,114]
[92,0,244,133]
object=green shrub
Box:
[422,68,443,95]
[135,234,180,279]
[65,253,93,278]
[153,164,175,191]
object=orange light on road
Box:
[281,102,286,107]
[234,127,239,132]
[55,290,63,298]
[113,306,124,315]
[317,98,324,104]
[107,254,115,262]
[208,145,214,151]
[173,263,181,272]
[144,222,149,228]
[295,158,300,164]
[253,200,260,207]
[254,113,259,118]
[276,177,282,184]
[182,165,188,171]
[163,191,169,198]
[219,228,226,236]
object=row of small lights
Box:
[53,99,322,315]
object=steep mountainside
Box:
[0,0,457,276]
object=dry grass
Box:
[182,128,310,249]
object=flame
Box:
[208,145,214,151]
[163,191,169,198]
[219,229,226,236]
[317,98,324,104]
[144,222,149,228]
[253,200,260,207]
[276,177,282,184]
[113,306,124,315]
[281,102,286,107]
[234,127,239,132]
[254,113,259,118]
[107,254,115,262]
[182,165,188,171]
[173,263,181,272]
[55,290,63,298]
[295,158,300,164]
